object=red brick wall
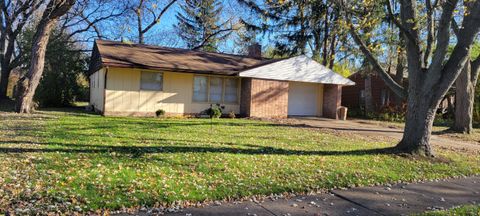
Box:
[342,73,399,111]
[241,78,289,118]
[323,84,342,119]
[240,78,252,116]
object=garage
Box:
[288,82,320,116]
[239,55,354,118]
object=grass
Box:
[418,205,480,216]
[1,109,479,214]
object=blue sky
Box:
[76,0,279,55]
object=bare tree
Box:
[15,0,76,113]
[341,0,480,156]
[130,0,178,44]
[64,0,127,38]
[0,0,43,99]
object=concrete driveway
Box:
[286,117,480,153]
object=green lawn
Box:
[1,109,479,214]
[418,205,480,216]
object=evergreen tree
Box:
[233,27,257,55]
[175,0,231,52]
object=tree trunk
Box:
[453,60,474,133]
[364,74,374,113]
[0,25,8,99]
[0,66,10,98]
[15,0,75,113]
[328,34,336,70]
[0,39,15,99]
[15,20,57,113]
[396,93,438,156]
[394,48,405,106]
[322,9,329,66]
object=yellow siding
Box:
[317,84,324,116]
[104,67,240,116]
[89,68,105,112]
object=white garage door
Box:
[288,82,319,116]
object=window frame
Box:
[192,75,240,105]
[140,71,164,91]
[192,75,209,103]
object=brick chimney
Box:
[247,43,261,58]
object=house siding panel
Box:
[103,67,240,116]
[89,68,105,112]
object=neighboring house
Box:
[88,40,354,119]
[342,72,399,112]
[343,72,452,115]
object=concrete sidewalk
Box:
[166,176,480,216]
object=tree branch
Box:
[192,27,237,50]
[472,55,480,84]
[433,0,480,99]
[66,10,124,40]
[349,24,407,98]
[399,0,424,74]
[385,0,417,44]
[428,0,458,75]
[141,0,178,34]
[423,0,435,66]
[451,19,460,36]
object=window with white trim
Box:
[193,75,239,104]
[140,71,163,91]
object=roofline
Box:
[90,39,286,76]
[94,39,272,61]
[239,55,356,85]
[98,62,243,76]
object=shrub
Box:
[375,104,407,122]
[155,109,166,117]
[228,111,236,119]
[208,105,222,119]
[198,104,223,119]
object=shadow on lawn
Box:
[0,139,396,157]
[1,107,399,157]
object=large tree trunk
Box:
[453,59,475,133]
[396,93,439,156]
[15,0,75,113]
[0,26,8,99]
[15,21,57,113]
[0,40,15,99]
[0,67,10,98]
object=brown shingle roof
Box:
[89,40,279,76]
